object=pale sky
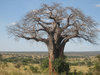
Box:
[0,0,100,52]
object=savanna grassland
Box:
[0,51,100,75]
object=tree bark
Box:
[47,41,65,75]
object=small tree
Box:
[7,3,99,75]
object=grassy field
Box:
[0,51,100,75]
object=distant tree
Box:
[7,3,99,75]
[0,54,2,61]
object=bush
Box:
[0,54,2,61]
[40,58,49,71]
[52,58,70,74]
[87,61,93,67]
[86,72,93,75]
[15,63,21,69]
[24,67,27,71]
[29,65,39,73]
[77,71,83,75]
[95,63,100,71]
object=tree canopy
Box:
[8,3,99,45]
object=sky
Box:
[0,0,100,52]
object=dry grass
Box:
[70,66,89,73]
[0,62,91,75]
[0,54,97,75]
[0,63,42,75]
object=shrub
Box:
[24,67,27,71]
[52,58,70,74]
[87,61,93,67]
[0,54,2,61]
[40,58,49,71]
[15,63,21,69]
[95,63,100,71]
[77,71,83,75]
[29,65,39,73]
[86,72,93,75]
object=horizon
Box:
[0,50,100,52]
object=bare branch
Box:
[62,14,72,30]
[7,3,99,46]
[21,35,48,44]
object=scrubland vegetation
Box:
[0,52,100,75]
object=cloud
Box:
[96,4,100,7]
[8,22,17,26]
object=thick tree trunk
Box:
[47,34,67,75]
[48,50,61,75]
[48,43,65,75]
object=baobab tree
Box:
[8,3,99,75]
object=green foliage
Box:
[0,54,3,61]
[86,72,93,75]
[3,57,19,63]
[52,58,70,74]
[2,56,43,65]
[77,71,83,75]
[95,63,100,71]
[87,61,93,67]
[68,56,85,58]
[69,61,85,66]
[40,58,49,71]
[24,67,27,71]
[29,65,39,73]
